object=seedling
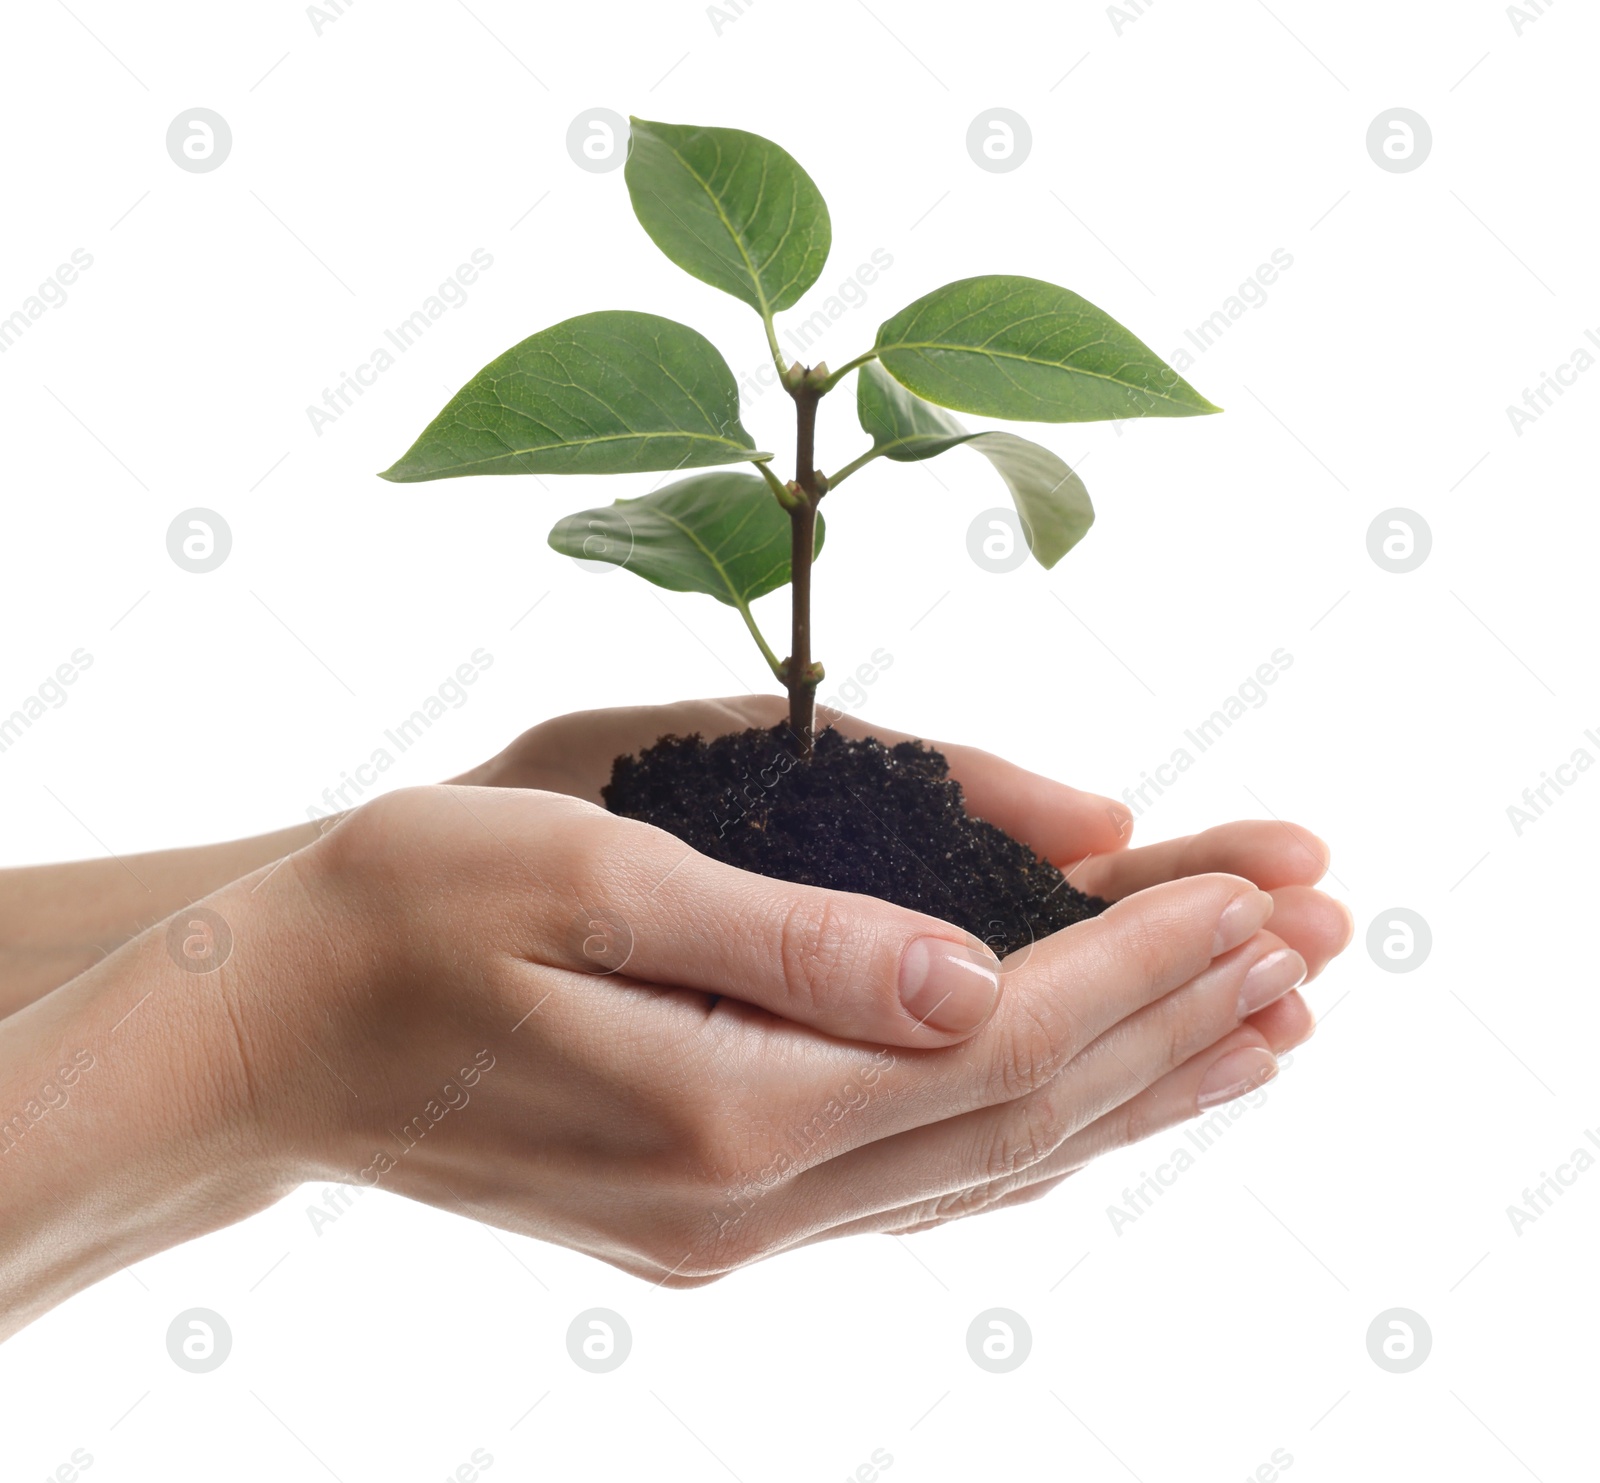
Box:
[382,118,1218,754]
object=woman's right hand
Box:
[227,782,1316,1283]
[1,774,1328,1338]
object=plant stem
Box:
[784,380,825,754]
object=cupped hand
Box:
[446,695,1351,1248]
[219,775,1325,1284]
[794,811,1351,1247]
[0,699,1351,1337]
[457,693,1348,1030]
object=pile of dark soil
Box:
[603,724,1107,959]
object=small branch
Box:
[823,445,883,491]
[817,347,879,393]
[736,600,786,683]
[750,457,796,507]
[761,313,788,382]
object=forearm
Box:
[0,874,313,1340]
[0,819,334,1015]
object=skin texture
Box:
[0,698,1348,1336]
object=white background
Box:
[2,0,1596,1478]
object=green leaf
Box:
[856,361,1093,569]
[379,311,764,482]
[625,117,831,320]
[857,357,977,462]
[872,275,1219,423]
[547,470,823,608]
[965,432,1094,569]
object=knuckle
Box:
[1162,1003,1194,1073]
[997,1175,1067,1212]
[915,1166,1076,1231]
[656,1269,726,1290]
[619,1169,760,1279]
[905,1181,1008,1232]
[310,785,445,893]
[1104,881,1224,984]
[678,1233,745,1280]
[555,815,689,944]
[673,1097,755,1188]
[648,1101,809,1277]
[976,1094,1061,1183]
[885,1197,953,1235]
[1117,908,1185,986]
[1154,981,1232,1076]
[658,1203,771,1280]
[935,1186,994,1222]
[1110,1090,1164,1150]
[639,1219,730,1281]
[551,812,630,906]
[318,785,424,863]
[775,892,858,1017]
[667,1094,796,1208]
[993,998,1074,1100]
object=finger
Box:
[530,796,1008,1047]
[1068,820,1332,899]
[1015,994,1315,1190]
[651,870,1282,1189]
[874,1172,1080,1238]
[1247,988,1315,1053]
[888,999,1322,1236]
[968,1172,1075,1219]
[494,697,791,802]
[974,1023,1285,1203]
[880,1171,1079,1236]
[759,927,1300,1239]
[1261,886,1354,982]
[962,872,1278,1108]
[718,990,1311,1259]
[817,991,1319,1245]
[807,1019,1289,1245]
[1177,887,1347,988]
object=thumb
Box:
[574,822,1007,1047]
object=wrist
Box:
[187,850,389,1184]
[0,892,305,1336]
[0,818,335,1016]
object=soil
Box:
[603,724,1108,959]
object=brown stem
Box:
[784,380,824,755]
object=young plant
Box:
[381,118,1218,753]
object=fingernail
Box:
[900,937,1001,1034]
[1213,889,1274,957]
[1237,948,1307,1018]
[1196,1046,1279,1110]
